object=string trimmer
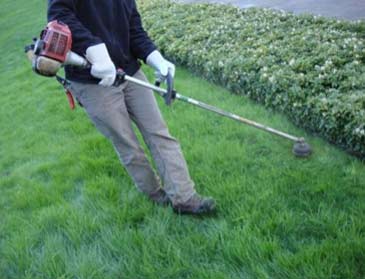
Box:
[25,21,312,158]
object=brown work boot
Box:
[148,188,171,206]
[173,194,216,215]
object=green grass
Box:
[1,1,365,278]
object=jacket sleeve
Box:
[47,0,102,55]
[129,1,157,62]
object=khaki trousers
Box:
[70,70,195,204]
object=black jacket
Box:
[48,0,156,83]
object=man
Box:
[48,0,216,214]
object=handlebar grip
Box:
[165,69,175,106]
[153,70,176,106]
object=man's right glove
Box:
[86,43,116,86]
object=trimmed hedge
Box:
[139,0,365,159]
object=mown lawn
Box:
[0,1,365,278]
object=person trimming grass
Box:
[47,0,216,214]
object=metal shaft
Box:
[124,75,301,143]
[61,51,303,143]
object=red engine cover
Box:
[40,20,72,63]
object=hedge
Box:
[139,0,365,159]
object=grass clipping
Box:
[140,0,365,159]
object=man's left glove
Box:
[146,50,175,82]
[86,43,116,87]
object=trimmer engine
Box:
[36,20,72,63]
[25,20,86,109]
[25,20,87,77]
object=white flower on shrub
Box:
[354,128,365,136]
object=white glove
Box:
[86,43,116,86]
[146,50,175,82]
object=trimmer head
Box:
[292,138,312,158]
